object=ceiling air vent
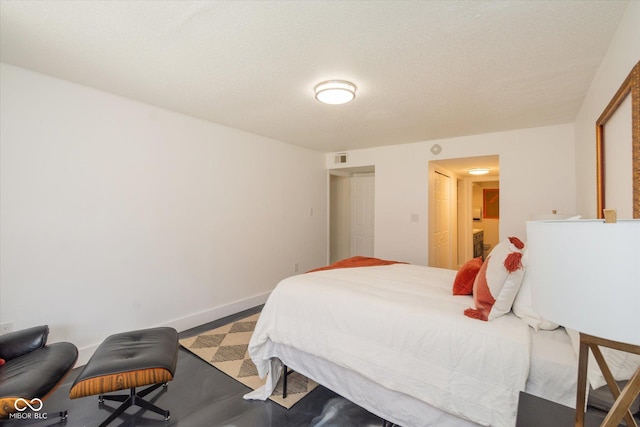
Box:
[335,153,348,164]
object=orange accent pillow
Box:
[464,237,526,321]
[452,257,483,295]
[307,256,406,273]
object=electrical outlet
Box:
[294,263,299,273]
[0,322,14,335]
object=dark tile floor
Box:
[0,306,382,427]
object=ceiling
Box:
[432,155,500,178]
[0,1,629,153]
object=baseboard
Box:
[76,291,271,366]
[160,291,271,333]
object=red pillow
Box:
[452,257,483,295]
[0,358,5,366]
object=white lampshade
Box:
[314,80,356,105]
[529,212,579,221]
[526,219,640,346]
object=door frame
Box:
[428,164,457,268]
[327,166,375,264]
[429,156,500,268]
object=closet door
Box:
[350,175,375,257]
[432,170,452,268]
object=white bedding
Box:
[247,264,531,427]
[525,327,577,408]
[261,341,480,426]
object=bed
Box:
[243,248,620,426]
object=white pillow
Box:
[512,250,559,330]
[566,328,640,390]
[464,237,526,321]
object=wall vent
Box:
[335,153,348,164]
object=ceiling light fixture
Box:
[314,80,356,105]
[468,168,490,175]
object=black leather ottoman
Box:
[69,327,178,427]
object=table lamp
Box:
[526,214,640,427]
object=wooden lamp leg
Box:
[576,333,640,427]
[576,338,589,427]
[602,367,640,427]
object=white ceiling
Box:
[433,155,500,178]
[0,1,629,153]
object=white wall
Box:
[0,64,327,363]
[327,124,576,265]
[575,2,640,218]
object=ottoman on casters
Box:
[69,327,178,427]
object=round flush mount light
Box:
[314,80,356,105]
[467,168,490,175]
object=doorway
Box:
[329,166,375,264]
[429,156,499,268]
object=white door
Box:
[350,175,375,257]
[330,174,351,263]
[432,171,451,268]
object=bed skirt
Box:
[244,341,480,427]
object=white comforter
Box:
[248,264,530,427]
